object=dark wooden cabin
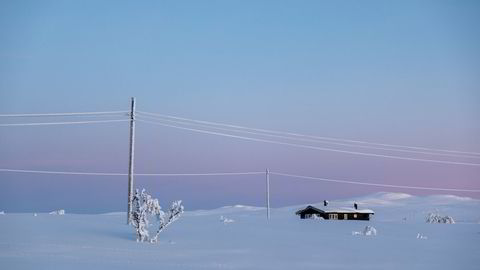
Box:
[296,205,374,221]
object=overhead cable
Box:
[137,111,480,157]
[0,119,130,127]
[137,114,478,160]
[270,172,480,193]
[0,111,129,117]
[0,168,263,176]
[1,168,477,193]
[136,118,480,167]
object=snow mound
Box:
[0,211,5,215]
[376,192,413,201]
[223,205,264,211]
[49,209,65,215]
[350,192,413,206]
[101,212,125,216]
[189,205,264,216]
[426,195,474,205]
[426,213,455,224]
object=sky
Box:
[1,0,479,213]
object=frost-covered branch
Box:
[131,189,184,243]
[150,200,184,243]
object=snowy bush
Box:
[0,211,5,215]
[220,216,235,224]
[363,225,377,236]
[425,213,455,224]
[352,226,377,236]
[49,209,65,215]
[131,189,184,243]
[416,233,428,240]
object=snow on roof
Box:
[324,207,374,214]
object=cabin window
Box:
[344,214,348,220]
[353,214,357,218]
[328,214,338,220]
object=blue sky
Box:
[1,0,479,213]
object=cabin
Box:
[296,205,374,221]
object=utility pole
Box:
[266,168,270,220]
[127,97,136,224]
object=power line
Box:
[136,118,480,167]
[0,168,264,176]
[1,168,477,193]
[270,172,480,193]
[0,119,130,127]
[0,111,129,117]
[135,172,264,176]
[137,113,479,160]
[137,110,480,157]
[0,169,126,176]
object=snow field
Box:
[0,192,479,270]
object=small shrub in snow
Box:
[220,216,235,224]
[49,209,65,215]
[363,225,377,236]
[131,189,184,243]
[416,233,428,240]
[352,226,377,236]
[425,213,455,224]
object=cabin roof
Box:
[295,205,324,215]
[296,205,374,215]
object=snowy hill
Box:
[1,193,479,269]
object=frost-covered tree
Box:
[131,189,184,243]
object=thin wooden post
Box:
[127,97,136,224]
[266,168,270,220]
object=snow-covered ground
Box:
[1,192,479,269]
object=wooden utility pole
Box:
[266,168,270,220]
[127,97,136,224]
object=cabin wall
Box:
[323,213,371,220]
[299,209,325,219]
